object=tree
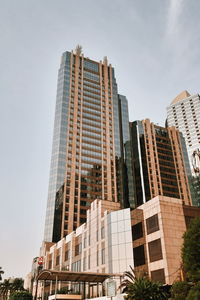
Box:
[0,278,24,300]
[9,291,32,300]
[170,281,191,300]
[119,266,168,300]
[0,279,12,300]
[11,279,24,293]
[186,282,200,300]
[0,268,4,281]
[182,218,200,282]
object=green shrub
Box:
[182,218,200,282]
[170,281,190,300]
[57,287,69,294]
[186,282,200,300]
[10,291,32,300]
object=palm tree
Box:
[11,278,24,293]
[0,279,12,300]
[119,266,168,300]
[0,282,4,300]
[0,277,24,300]
[0,268,4,281]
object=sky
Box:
[0,0,200,279]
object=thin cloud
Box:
[166,0,184,38]
[164,0,195,75]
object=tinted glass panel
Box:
[132,222,143,241]
[146,214,159,235]
[148,238,163,262]
[133,245,145,266]
[151,268,165,283]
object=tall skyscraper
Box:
[167,91,200,205]
[128,119,192,206]
[44,46,130,242]
[167,91,200,173]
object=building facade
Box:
[167,91,200,205]
[35,197,200,294]
[131,195,200,285]
[42,200,133,275]
[36,200,133,298]
[128,119,192,206]
[44,47,130,243]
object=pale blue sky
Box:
[0,0,200,278]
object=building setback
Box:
[128,119,192,206]
[44,47,130,243]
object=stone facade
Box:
[131,195,200,284]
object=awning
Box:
[36,269,122,283]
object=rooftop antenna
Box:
[75,45,82,55]
[103,56,108,65]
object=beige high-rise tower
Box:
[44,47,131,242]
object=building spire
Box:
[103,56,108,65]
[75,45,82,56]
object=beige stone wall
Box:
[135,196,187,284]
[160,197,186,283]
[41,199,123,275]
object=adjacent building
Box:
[44,47,131,243]
[167,91,200,172]
[128,119,192,207]
[131,195,200,285]
[167,91,200,205]
[37,199,133,298]
[42,200,133,275]
[37,196,200,294]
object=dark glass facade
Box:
[117,95,133,208]
[44,52,71,242]
[128,119,192,206]
[129,121,150,206]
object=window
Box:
[56,255,60,266]
[83,236,87,248]
[75,243,82,256]
[146,214,159,234]
[132,222,143,241]
[72,260,81,272]
[96,248,99,266]
[88,254,91,269]
[83,256,86,271]
[101,248,105,264]
[48,259,52,269]
[133,245,145,266]
[65,250,69,261]
[148,239,163,262]
[151,269,165,284]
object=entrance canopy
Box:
[37,269,122,283]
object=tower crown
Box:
[75,45,82,55]
[171,90,191,104]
